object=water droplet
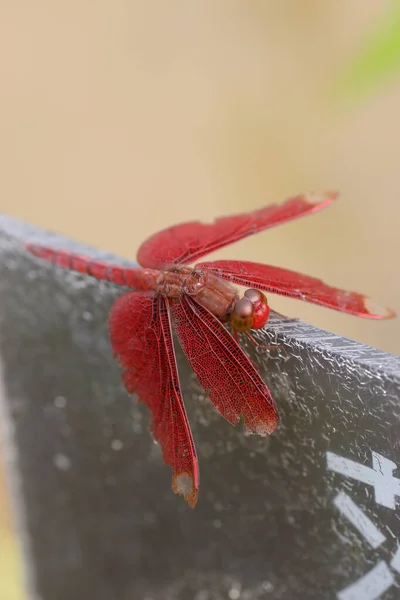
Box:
[132,423,142,434]
[111,439,123,451]
[53,453,71,471]
[213,519,222,529]
[228,584,241,599]
[262,581,273,592]
[82,311,93,321]
[54,396,67,409]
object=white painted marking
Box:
[390,545,400,574]
[372,453,400,509]
[337,561,394,600]
[333,492,386,549]
[327,451,400,509]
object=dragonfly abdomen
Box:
[26,243,160,291]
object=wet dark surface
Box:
[0,215,399,600]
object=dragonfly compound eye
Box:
[231,297,254,331]
[244,289,270,329]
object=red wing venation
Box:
[171,296,278,436]
[196,260,395,319]
[137,192,337,268]
[109,292,199,507]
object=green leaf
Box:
[336,2,400,100]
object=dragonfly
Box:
[26,192,394,507]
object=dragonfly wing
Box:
[109,292,199,507]
[137,192,337,268]
[171,296,278,436]
[197,260,395,319]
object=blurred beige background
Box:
[0,2,399,597]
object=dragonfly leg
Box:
[244,331,288,357]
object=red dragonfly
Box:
[26,192,394,507]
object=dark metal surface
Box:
[0,214,399,600]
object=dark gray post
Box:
[1,215,399,600]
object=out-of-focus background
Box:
[1,2,399,597]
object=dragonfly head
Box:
[231,289,270,332]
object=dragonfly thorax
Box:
[156,266,206,298]
[156,267,239,321]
